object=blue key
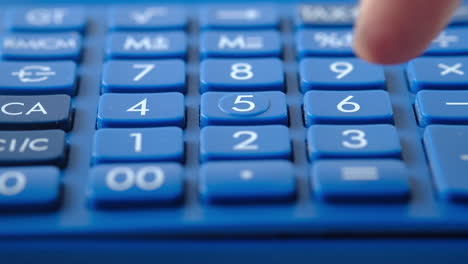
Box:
[407,57,468,92]
[296,29,354,57]
[200,161,295,204]
[303,90,393,126]
[0,95,72,130]
[426,29,468,55]
[200,5,279,29]
[295,4,358,27]
[415,91,468,126]
[106,32,187,59]
[200,125,291,161]
[0,61,77,95]
[97,93,185,128]
[300,58,385,91]
[307,125,402,160]
[0,130,66,165]
[102,60,186,93]
[93,127,184,164]
[200,30,281,58]
[6,7,86,32]
[89,163,183,209]
[109,6,187,31]
[312,160,410,203]
[424,125,468,202]
[0,166,60,211]
[452,6,468,25]
[1,32,82,61]
[200,58,284,93]
[200,92,288,126]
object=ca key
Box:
[0,95,72,130]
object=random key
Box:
[200,30,281,58]
[0,166,61,211]
[415,90,468,126]
[200,91,288,126]
[307,124,402,160]
[0,130,67,166]
[312,160,410,203]
[106,31,187,59]
[303,90,393,126]
[1,32,82,61]
[200,58,284,93]
[296,29,354,57]
[89,163,184,208]
[6,7,86,32]
[97,93,185,128]
[109,5,187,31]
[0,61,77,95]
[300,58,386,91]
[0,94,72,130]
[407,57,468,92]
[424,125,468,202]
[93,127,184,164]
[200,125,291,161]
[200,160,296,204]
[102,60,186,93]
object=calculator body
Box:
[2,0,468,262]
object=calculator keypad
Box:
[1,3,468,237]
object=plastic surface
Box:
[1,1,468,262]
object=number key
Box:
[200,58,284,93]
[303,90,393,126]
[300,58,385,92]
[200,91,288,126]
[93,127,184,164]
[102,59,186,93]
[307,125,401,160]
[200,125,291,161]
[97,93,185,128]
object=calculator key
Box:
[2,32,82,61]
[200,58,284,93]
[303,90,393,126]
[200,30,281,58]
[109,6,187,31]
[0,95,72,130]
[0,166,60,211]
[102,60,186,93]
[452,6,468,25]
[426,29,468,55]
[415,91,468,126]
[0,130,66,166]
[296,29,354,57]
[89,163,183,209]
[423,125,468,202]
[200,125,291,161]
[106,32,187,59]
[200,92,288,126]
[200,5,279,29]
[407,57,468,92]
[307,125,401,160]
[0,61,77,95]
[200,161,295,204]
[93,127,184,164]
[312,160,410,203]
[6,7,86,32]
[97,93,185,128]
[300,58,385,91]
[296,4,358,27]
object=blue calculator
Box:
[2,0,468,263]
